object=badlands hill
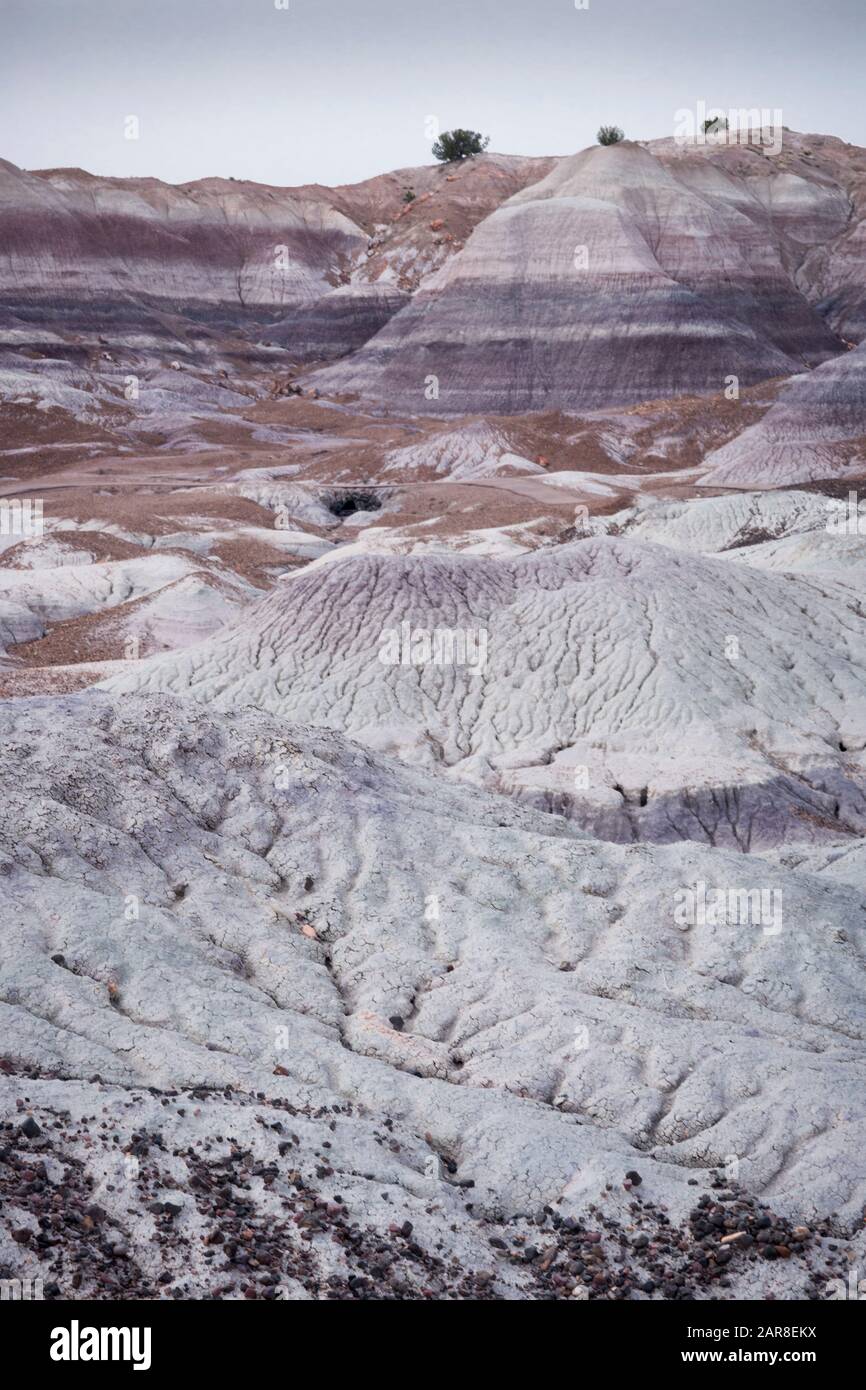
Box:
[700,338,866,487]
[0,151,552,334]
[0,148,553,458]
[102,498,866,850]
[310,131,866,414]
[2,130,864,487]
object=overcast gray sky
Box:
[2,0,864,187]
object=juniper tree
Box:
[432,129,490,162]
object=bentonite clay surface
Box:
[1,694,865,1300]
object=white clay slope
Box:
[1,691,865,1251]
[102,533,866,850]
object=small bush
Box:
[432,129,490,162]
[597,125,625,146]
